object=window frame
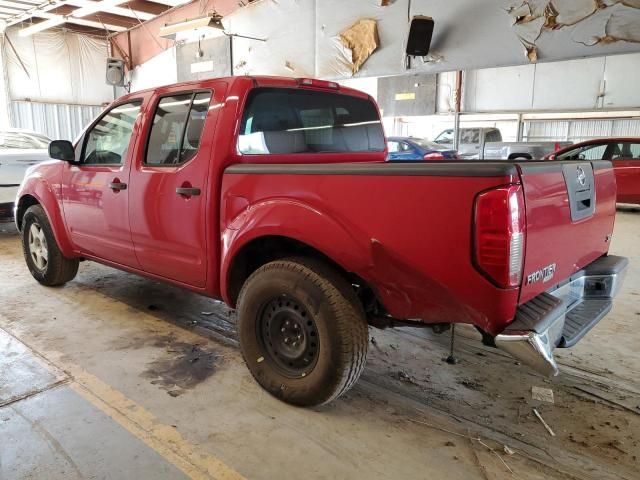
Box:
[79,99,143,166]
[142,88,212,168]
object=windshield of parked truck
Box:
[238,88,385,154]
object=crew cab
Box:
[15,76,627,407]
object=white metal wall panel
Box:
[603,54,640,109]
[568,120,613,141]
[524,121,570,141]
[524,119,640,142]
[10,102,102,141]
[612,119,640,137]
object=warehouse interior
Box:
[0,1,639,479]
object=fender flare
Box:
[220,199,373,305]
[18,175,75,258]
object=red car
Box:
[546,138,640,204]
[14,76,627,406]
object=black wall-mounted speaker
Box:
[406,16,434,57]
[106,58,125,87]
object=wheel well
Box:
[508,153,532,160]
[16,195,39,230]
[226,236,377,312]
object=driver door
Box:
[62,100,144,268]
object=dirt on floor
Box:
[1,209,639,480]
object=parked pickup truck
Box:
[15,76,628,407]
[434,127,569,160]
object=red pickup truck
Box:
[15,76,628,406]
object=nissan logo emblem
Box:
[576,166,587,187]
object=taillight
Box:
[424,152,445,160]
[474,185,525,288]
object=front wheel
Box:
[21,205,79,286]
[237,257,369,407]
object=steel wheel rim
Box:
[258,295,319,378]
[28,222,48,271]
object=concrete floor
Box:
[1,209,639,480]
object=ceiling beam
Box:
[0,5,28,14]
[62,0,154,21]
[7,1,67,26]
[27,11,127,33]
[50,4,140,27]
[0,0,35,10]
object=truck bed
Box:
[221,160,616,335]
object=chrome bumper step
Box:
[495,255,628,377]
[560,298,612,348]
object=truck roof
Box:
[119,76,371,102]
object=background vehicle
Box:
[0,129,52,221]
[387,136,458,160]
[434,127,568,160]
[14,76,627,407]
[545,138,640,204]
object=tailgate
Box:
[518,160,617,304]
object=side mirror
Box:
[49,140,75,162]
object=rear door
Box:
[610,142,640,204]
[128,85,223,287]
[517,160,617,304]
[460,129,481,158]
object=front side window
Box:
[558,143,607,161]
[485,129,501,142]
[435,130,453,144]
[388,141,400,153]
[145,91,212,166]
[82,102,141,165]
[238,88,384,154]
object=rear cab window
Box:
[238,88,384,155]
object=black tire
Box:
[237,257,368,407]
[21,205,79,286]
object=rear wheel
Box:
[21,205,79,286]
[237,257,368,407]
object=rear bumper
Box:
[495,255,628,376]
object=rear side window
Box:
[238,88,384,154]
[146,91,212,166]
[461,129,480,144]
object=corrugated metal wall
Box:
[524,119,640,142]
[10,101,103,141]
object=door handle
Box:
[108,181,127,191]
[176,187,201,196]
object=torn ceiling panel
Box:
[603,8,640,42]
[506,0,640,61]
[339,19,380,75]
[547,0,599,28]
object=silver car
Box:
[0,129,52,222]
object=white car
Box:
[0,129,52,222]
